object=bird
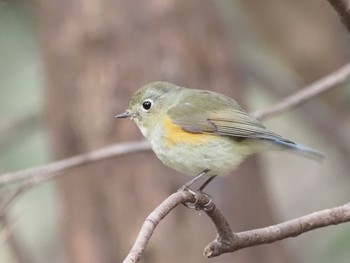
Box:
[116,81,324,190]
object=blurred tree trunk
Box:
[37,0,290,262]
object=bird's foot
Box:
[182,189,213,211]
[177,169,210,192]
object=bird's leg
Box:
[179,170,217,210]
[177,169,210,191]
[198,175,217,191]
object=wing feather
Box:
[167,90,284,141]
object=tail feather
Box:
[272,139,325,161]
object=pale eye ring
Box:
[142,99,153,112]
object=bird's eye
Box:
[142,99,153,111]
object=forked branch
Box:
[123,191,350,262]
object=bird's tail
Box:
[272,138,325,161]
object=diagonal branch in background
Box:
[247,59,350,159]
[0,140,150,221]
[326,0,350,34]
[0,140,150,186]
[123,190,350,263]
[0,140,151,227]
[252,62,350,120]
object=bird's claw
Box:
[183,189,213,211]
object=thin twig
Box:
[0,141,151,222]
[252,62,350,120]
[247,59,350,158]
[0,140,150,185]
[326,0,350,33]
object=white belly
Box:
[149,134,249,177]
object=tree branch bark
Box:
[0,140,150,185]
[204,201,350,257]
[122,190,350,262]
[252,62,350,120]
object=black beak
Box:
[114,112,132,119]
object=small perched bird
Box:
[116,81,324,189]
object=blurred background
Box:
[0,0,350,262]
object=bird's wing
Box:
[167,91,283,141]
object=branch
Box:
[252,62,350,120]
[204,202,350,257]
[123,190,234,263]
[122,191,194,263]
[248,60,350,159]
[0,140,150,186]
[326,0,350,34]
[123,190,350,262]
[0,141,150,219]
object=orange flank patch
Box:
[163,116,213,146]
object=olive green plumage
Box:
[116,81,324,177]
